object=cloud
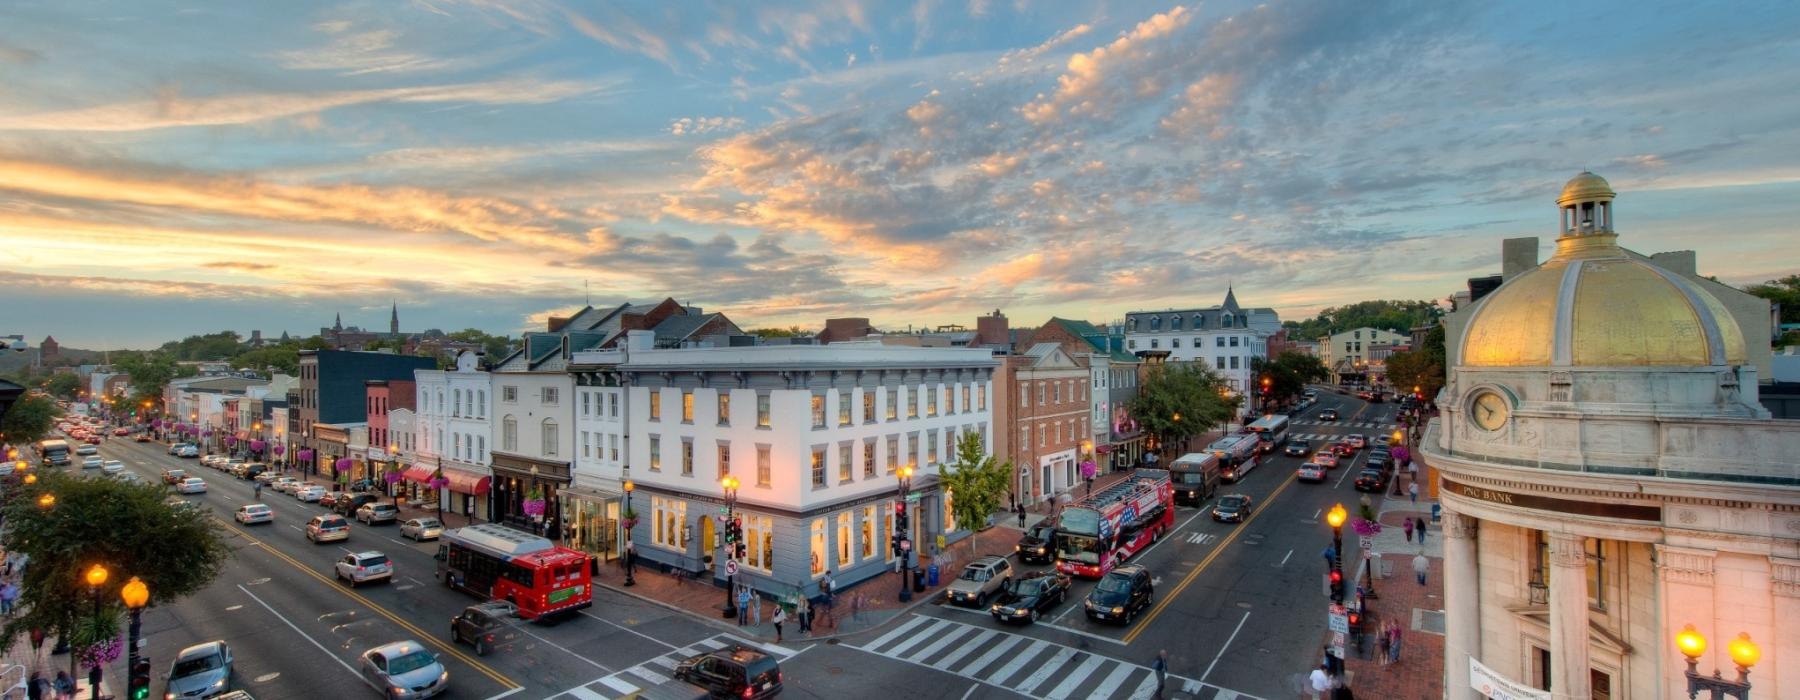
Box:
[202,261,278,272]
[996,23,1093,70]
[1021,6,1192,124]
[669,116,746,136]
[565,8,675,66]
[274,25,458,75]
[0,45,42,64]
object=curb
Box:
[594,576,949,645]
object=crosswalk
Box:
[848,614,1260,700]
[547,633,798,699]
[1290,420,1391,430]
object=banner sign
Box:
[1469,658,1551,700]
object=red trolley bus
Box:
[1055,469,1175,579]
[435,523,592,620]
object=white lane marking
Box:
[1201,611,1252,681]
[253,672,279,683]
[1185,532,1214,545]
[225,604,244,611]
[514,620,613,672]
[1279,549,1293,567]
[958,684,978,700]
[235,584,364,680]
[577,610,679,650]
[861,613,934,651]
[1132,508,1206,561]
[481,687,526,700]
[288,525,304,533]
[1032,620,1128,646]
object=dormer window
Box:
[1170,316,1182,330]
[1150,316,1162,331]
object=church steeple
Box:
[333,313,342,331]
[390,302,399,335]
[1222,286,1241,313]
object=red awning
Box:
[402,464,435,484]
[444,470,491,496]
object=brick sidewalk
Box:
[1334,505,1445,699]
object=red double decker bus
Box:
[435,523,592,620]
[1055,469,1175,579]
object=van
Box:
[1168,453,1220,505]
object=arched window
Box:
[1222,312,1234,328]
[1195,314,1205,329]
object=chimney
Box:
[976,309,1009,346]
[547,316,572,332]
[1502,237,1539,280]
[1650,250,1698,277]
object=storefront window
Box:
[562,495,620,561]
[653,497,685,550]
[861,506,875,560]
[944,489,955,533]
[837,512,853,569]
[810,519,826,576]
[744,515,772,572]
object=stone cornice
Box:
[1773,558,1800,599]
[1654,544,1716,585]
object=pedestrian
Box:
[1151,650,1168,699]
[736,585,752,626]
[53,671,74,700]
[1415,517,1428,543]
[1403,518,1414,543]
[1413,552,1429,586]
[1308,663,1332,700]
[1017,503,1026,529]
[796,593,811,633]
[819,571,834,607]
[0,581,17,616]
[1389,621,1404,663]
[1408,481,1418,504]
[1376,621,1391,665]
[772,605,786,642]
[27,671,42,700]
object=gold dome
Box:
[1558,171,1615,207]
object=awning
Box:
[444,470,491,496]
[402,464,435,484]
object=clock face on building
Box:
[1471,391,1510,431]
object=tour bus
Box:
[1167,453,1219,505]
[1244,414,1291,454]
[35,439,71,467]
[1206,433,1264,483]
[1055,469,1175,579]
[436,523,593,620]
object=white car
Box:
[295,485,327,502]
[335,551,393,586]
[82,456,104,469]
[1297,463,1327,483]
[176,477,208,494]
[271,477,300,493]
[101,460,125,476]
[76,444,100,456]
[177,445,200,458]
[234,504,273,525]
[202,455,226,467]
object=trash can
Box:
[912,570,926,592]
[927,564,940,587]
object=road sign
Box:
[1329,631,1346,658]
[1359,536,1373,550]
[725,560,738,576]
[1329,611,1349,634]
[905,493,922,503]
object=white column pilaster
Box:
[1548,532,1591,699]
[1771,558,1800,700]
[1443,510,1482,699]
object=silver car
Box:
[166,640,233,699]
[400,518,443,541]
[359,640,447,699]
[336,551,393,586]
[356,503,400,525]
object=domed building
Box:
[1426,173,1799,699]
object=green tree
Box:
[1744,274,1800,326]
[1,393,57,444]
[115,352,191,415]
[1130,363,1234,456]
[1,471,231,668]
[161,332,244,361]
[747,326,809,338]
[939,431,1012,532]
[43,373,83,400]
[1386,324,1447,403]
[1283,300,1442,341]
[1250,351,1330,408]
[231,344,301,375]
[447,329,514,358]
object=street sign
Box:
[1359,536,1373,550]
[905,493,922,503]
[725,560,738,576]
[1328,632,1346,659]
[1328,611,1349,634]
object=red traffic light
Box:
[1329,570,1342,584]
[1347,611,1360,626]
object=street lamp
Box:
[896,464,915,602]
[622,479,636,587]
[720,475,740,619]
[1326,504,1347,602]
[121,577,150,700]
[1675,625,1758,699]
[85,564,108,700]
[37,493,54,509]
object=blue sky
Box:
[2,0,1797,349]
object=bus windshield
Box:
[1059,508,1100,537]
[1174,471,1209,485]
[1056,534,1100,565]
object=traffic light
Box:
[129,657,151,700]
[1328,569,1344,602]
[1346,610,1361,629]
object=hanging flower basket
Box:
[335,457,352,472]
[428,476,450,490]
[226,436,238,447]
[250,439,267,453]
[522,493,547,516]
[622,513,639,530]
[384,471,404,485]
[77,635,123,669]
[1351,518,1382,537]
[274,444,287,457]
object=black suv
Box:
[1282,439,1311,457]
[1085,564,1154,624]
[673,646,782,699]
[334,493,380,516]
[1015,518,1057,564]
[1319,408,1340,421]
[450,601,522,656]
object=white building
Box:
[1427,173,1798,699]
[572,332,997,598]
[1318,327,1408,386]
[414,351,495,523]
[490,340,576,536]
[1123,288,1279,414]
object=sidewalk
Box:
[0,635,113,700]
[1331,490,1445,699]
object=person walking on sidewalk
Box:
[772,605,786,643]
[1016,503,1026,529]
[1308,664,1332,700]
[1413,552,1429,586]
[1376,621,1391,665]
[1415,517,1428,544]
[795,593,811,634]
[1389,621,1404,664]
[1408,481,1418,503]
[53,671,74,700]
[1403,518,1414,543]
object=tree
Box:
[1,472,231,670]
[747,326,809,338]
[230,345,300,375]
[43,373,82,400]
[1283,300,1443,340]
[447,329,514,359]
[1744,274,1800,328]
[1386,324,1447,404]
[1130,363,1234,456]
[938,431,1012,533]
[1,393,56,444]
[160,332,244,361]
[115,352,190,416]
[1251,352,1330,408]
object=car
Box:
[165,495,205,513]
[336,493,381,516]
[672,646,782,700]
[989,571,1071,624]
[401,518,444,541]
[1283,439,1311,457]
[166,640,234,699]
[270,476,300,493]
[100,459,125,473]
[1366,451,1391,471]
[449,601,522,656]
[295,485,327,502]
[176,477,208,494]
[358,640,446,699]
[254,471,282,485]
[111,427,129,436]
[81,456,104,469]
[357,502,401,525]
[1312,451,1340,469]
[239,463,268,479]
[1373,434,1393,448]
[83,435,101,445]
[168,443,187,455]
[336,551,393,586]
[320,491,350,509]
[1084,564,1154,624]
[1332,442,1357,457]
[1354,469,1389,492]
[162,468,187,484]
[1212,493,1253,523]
[77,444,99,456]
[202,455,226,467]
[116,472,142,484]
[178,445,200,458]
[1369,392,1385,403]
[306,515,351,543]
[1347,434,1368,449]
[1320,408,1340,421]
[1297,463,1327,483]
[1303,389,1318,399]
[1014,518,1056,564]
[234,504,273,525]
[135,433,151,442]
[946,555,1014,607]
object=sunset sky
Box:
[3,0,1797,349]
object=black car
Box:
[1015,518,1057,564]
[1366,451,1391,471]
[450,601,523,656]
[990,571,1071,624]
[1282,439,1311,457]
[1084,564,1154,625]
[673,646,782,700]
[1319,408,1340,421]
[1354,469,1388,492]
[1212,494,1253,523]
[334,493,381,516]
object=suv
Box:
[672,646,783,700]
[307,515,351,543]
[335,493,381,516]
[449,601,521,656]
[335,551,393,586]
[1282,439,1311,457]
[1084,563,1154,624]
[1319,408,1340,421]
[166,640,234,699]
[1015,518,1057,564]
[946,555,1013,607]
[356,502,400,525]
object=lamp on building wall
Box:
[1675,625,1757,699]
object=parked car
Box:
[295,485,327,502]
[1319,408,1340,421]
[449,601,521,656]
[358,640,446,699]
[111,427,129,436]
[1084,564,1154,624]
[270,476,300,493]
[1366,451,1391,471]
[168,443,188,455]
[1346,434,1368,449]
[1354,469,1389,493]
[201,455,226,468]
[1212,493,1253,523]
[134,433,151,442]
[99,459,125,475]
[1312,451,1340,469]
[1283,439,1311,457]
[320,491,350,509]
[336,551,393,586]
[672,646,782,700]
[306,515,351,543]
[166,640,234,699]
[947,555,1014,607]
[356,502,400,525]
[1297,463,1327,483]
[1373,434,1393,448]
[1014,518,1057,564]
[177,445,200,458]
[234,504,273,525]
[239,463,268,479]
[335,493,381,516]
[176,477,208,494]
[162,468,187,484]
[254,471,282,485]
[989,571,1071,624]
[401,518,444,541]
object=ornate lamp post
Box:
[896,464,915,602]
[622,479,636,587]
[719,475,740,619]
[1675,625,1758,699]
[38,493,54,509]
[122,577,150,700]
[1325,504,1347,602]
[84,564,108,700]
